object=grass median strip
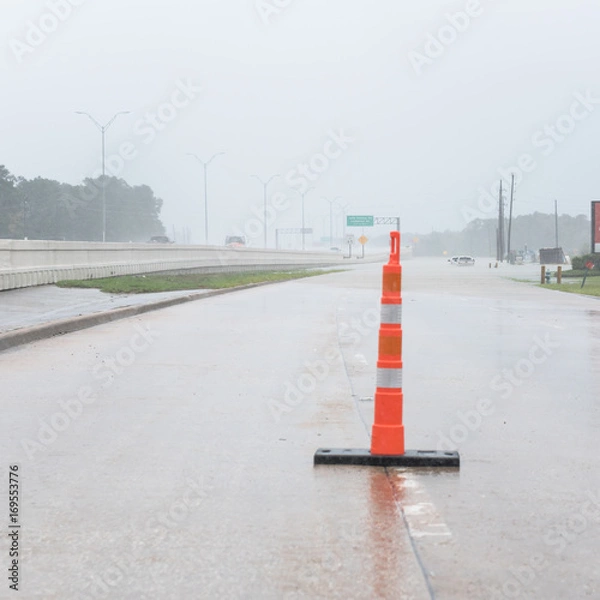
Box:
[540,278,600,297]
[56,269,342,294]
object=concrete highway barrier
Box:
[0,240,353,291]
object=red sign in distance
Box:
[594,201,600,252]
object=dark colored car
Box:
[225,236,246,248]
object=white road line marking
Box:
[354,353,368,365]
[390,470,453,540]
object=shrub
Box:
[571,253,600,271]
[562,269,600,278]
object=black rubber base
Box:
[314,448,460,468]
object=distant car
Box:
[456,255,475,266]
[225,235,246,248]
[147,235,172,243]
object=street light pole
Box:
[339,202,350,243]
[187,152,225,245]
[252,174,280,248]
[75,110,130,242]
[329,201,333,245]
[294,187,314,250]
[22,197,27,240]
[323,196,342,248]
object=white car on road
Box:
[448,255,475,266]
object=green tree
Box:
[1,167,167,242]
[0,165,21,238]
[407,212,590,258]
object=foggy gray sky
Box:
[2,0,600,245]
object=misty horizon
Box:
[2,0,599,246]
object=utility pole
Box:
[497,179,505,261]
[496,227,500,261]
[554,199,560,248]
[507,173,515,262]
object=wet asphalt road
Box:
[0,258,598,599]
[0,285,212,334]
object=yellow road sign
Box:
[358,235,368,245]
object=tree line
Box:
[0,165,165,242]
[402,213,591,258]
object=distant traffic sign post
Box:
[346,215,400,257]
[347,215,374,227]
[347,215,400,231]
[582,260,596,289]
[375,216,401,232]
[358,234,368,259]
[345,234,355,258]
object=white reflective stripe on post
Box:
[380,303,402,325]
[376,368,403,389]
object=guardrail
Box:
[0,240,349,291]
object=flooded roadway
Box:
[1,257,598,598]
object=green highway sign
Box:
[347,215,374,227]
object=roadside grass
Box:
[539,278,600,297]
[56,269,342,294]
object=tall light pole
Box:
[294,187,314,250]
[339,201,350,244]
[323,196,342,248]
[252,174,280,248]
[187,151,225,245]
[75,110,130,242]
[22,196,28,240]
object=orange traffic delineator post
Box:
[314,231,459,468]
